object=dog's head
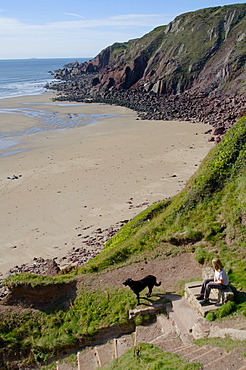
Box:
[123,278,133,287]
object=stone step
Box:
[65,326,246,370]
[165,295,198,344]
[56,363,77,370]
[203,352,234,368]
[114,334,135,358]
[203,350,246,370]
[180,345,206,359]
[171,344,195,354]
[95,342,115,367]
[176,345,202,357]
[150,336,183,351]
[185,281,224,317]
[134,315,166,345]
[188,346,218,362]
[77,347,100,370]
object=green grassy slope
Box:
[79,116,246,283]
[101,343,201,370]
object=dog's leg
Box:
[146,286,153,297]
[136,292,140,304]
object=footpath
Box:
[56,280,246,370]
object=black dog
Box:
[123,275,161,304]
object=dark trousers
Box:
[200,278,227,299]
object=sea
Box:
[0,58,88,99]
[0,58,115,156]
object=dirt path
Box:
[78,253,202,293]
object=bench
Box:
[214,285,234,304]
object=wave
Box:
[0,78,53,99]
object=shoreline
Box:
[0,93,213,279]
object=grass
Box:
[195,336,246,357]
[4,272,73,288]
[206,301,237,321]
[76,117,246,288]
[100,343,201,370]
[0,287,166,368]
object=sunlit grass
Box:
[101,343,201,370]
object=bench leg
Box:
[217,289,225,304]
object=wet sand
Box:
[0,93,212,278]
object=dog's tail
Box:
[155,281,161,286]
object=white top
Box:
[215,268,229,286]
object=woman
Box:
[196,258,229,306]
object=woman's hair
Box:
[212,258,223,271]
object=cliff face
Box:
[58,4,245,97]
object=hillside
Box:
[49,4,246,126]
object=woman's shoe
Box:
[200,299,211,306]
[196,295,204,300]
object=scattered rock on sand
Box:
[6,221,129,277]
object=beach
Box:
[0,93,212,279]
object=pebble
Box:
[5,221,129,278]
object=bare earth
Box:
[76,253,246,331]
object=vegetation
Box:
[101,343,201,369]
[0,287,139,368]
[77,116,246,289]
[195,336,246,357]
[4,272,72,288]
[1,116,246,368]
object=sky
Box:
[0,0,245,59]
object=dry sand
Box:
[0,93,213,279]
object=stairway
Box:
[56,307,246,370]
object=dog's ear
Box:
[123,278,131,285]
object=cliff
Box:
[49,4,246,127]
[53,5,245,95]
[76,4,246,97]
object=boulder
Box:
[212,127,226,135]
[45,259,60,276]
[192,318,211,339]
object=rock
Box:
[209,327,246,341]
[0,286,9,298]
[45,259,60,276]
[212,127,226,135]
[192,318,211,339]
[202,267,214,279]
[217,286,234,304]
[129,303,166,319]
[45,4,246,129]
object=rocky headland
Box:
[47,4,246,135]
